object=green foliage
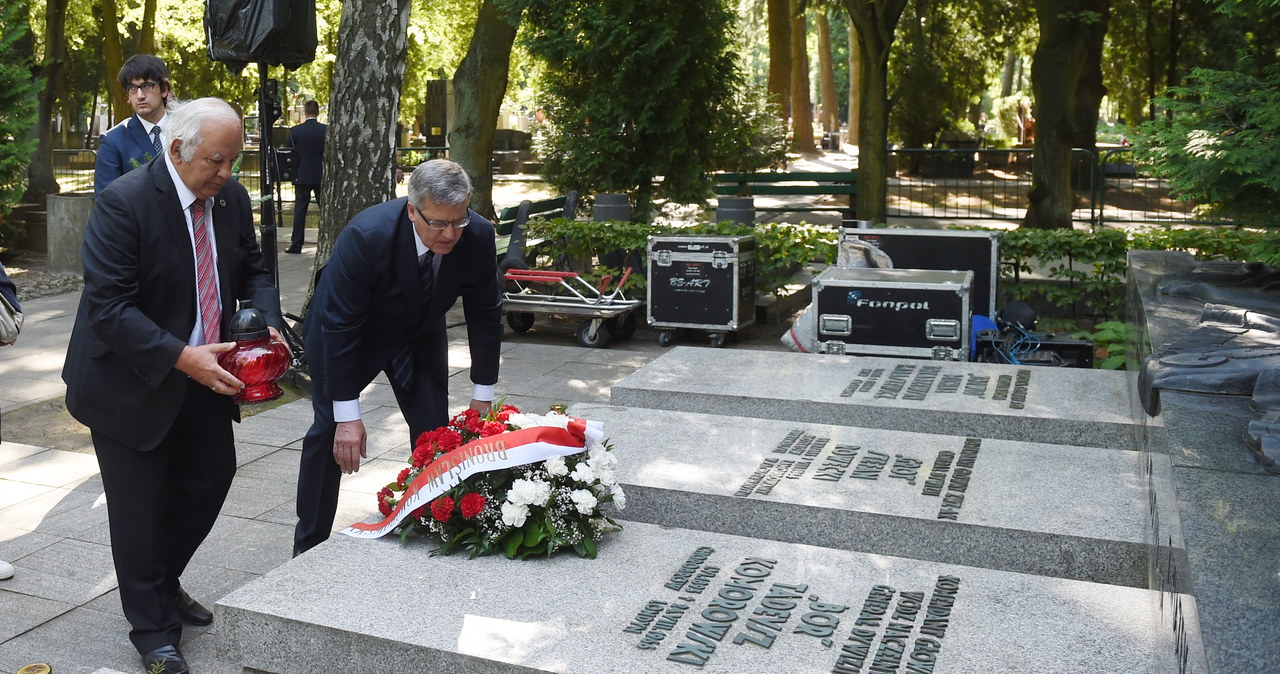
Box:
[1133,66,1280,228]
[517,0,761,220]
[524,217,836,296]
[708,83,789,174]
[0,2,38,240]
[996,225,1265,318]
[1071,320,1131,370]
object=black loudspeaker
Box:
[205,0,317,71]
[271,147,295,182]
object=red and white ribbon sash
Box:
[342,418,601,539]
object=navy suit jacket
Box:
[286,119,326,185]
[304,197,502,403]
[0,261,16,312]
[95,114,162,196]
[63,157,282,451]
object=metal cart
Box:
[502,268,644,348]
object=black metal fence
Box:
[886,147,1217,227]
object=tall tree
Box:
[22,0,69,204]
[97,0,127,121]
[767,0,792,120]
[847,16,860,148]
[817,10,839,133]
[789,0,817,155]
[312,0,412,286]
[1023,0,1110,230]
[840,0,909,224]
[520,0,744,220]
[0,1,39,233]
[449,0,522,220]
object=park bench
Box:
[713,171,857,220]
[495,190,578,268]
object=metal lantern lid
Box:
[227,299,269,341]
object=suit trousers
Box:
[291,184,321,250]
[294,352,448,555]
[93,380,236,653]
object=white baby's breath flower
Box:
[544,455,569,477]
[570,489,598,514]
[501,502,529,527]
[507,478,552,507]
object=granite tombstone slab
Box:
[610,348,1145,450]
[217,522,1202,673]
[571,404,1170,588]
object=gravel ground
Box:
[0,250,85,300]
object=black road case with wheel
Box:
[838,226,1000,318]
[647,235,756,347]
[812,267,972,360]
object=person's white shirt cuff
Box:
[333,399,361,423]
[473,384,495,402]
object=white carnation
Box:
[570,489,598,514]
[569,462,597,484]
[588,446,617,469]
[507,478,552,506]
[501,502,529,527]
[612,485,627,509]
[590,462,617,487]
[544,455,569,477]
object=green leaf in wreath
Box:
[502,532,521,559]
[523,525,546,547]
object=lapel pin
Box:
[219,199,227,207]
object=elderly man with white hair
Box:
[62,97,283,674]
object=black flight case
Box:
[838,226,1000,318]
[647,234,756,348]
[812,267,973,360]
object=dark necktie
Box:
[388,251,436,389]
[151,126,163,157]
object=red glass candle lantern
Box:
[217,300,290,404]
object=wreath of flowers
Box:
[376,403,625,558]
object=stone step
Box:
[571,404,1174,588]
[216,521,1204,673]
[610,347,1146,450]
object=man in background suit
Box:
[294,159,502,556]
[0,260,17,582]
[283,100,326,254]
[64,98,282,674]
[95,54,175,196]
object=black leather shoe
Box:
[284,246,302,254]
[141,644,190,674]
[176,587,213,626]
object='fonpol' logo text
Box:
[848,295,931,311]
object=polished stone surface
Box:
[574,403,1161,587]
[218,521,1198,673]
[611,347,1144,449]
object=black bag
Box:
[205,0,317,72]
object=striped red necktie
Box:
[191,199,221,345]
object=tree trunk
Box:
[767,0,792,120]
[847,16,860,152]
[22,0,68,204]
[449,0,521,221]
[139,0,157,55]
[816,11,839,133]
[1023,0,1110,230]
[97,0,128,122]
[311,0,411,298]
[843,0,909,225]
[789,0,817,156]
[1000,49,1017,97]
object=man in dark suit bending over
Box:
[294,159,503,556]
[283,100,326,254]
[63,97,282,674]
[95,54,175,196]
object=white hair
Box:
[407,159,473,208]
[168,97,241,162]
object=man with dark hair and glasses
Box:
[95,54,175,196]
[292,159,503,556]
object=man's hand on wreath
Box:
[469,398,492,417]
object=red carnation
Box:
[376,487,395,516]
[435,428,462,452]
[410,444,433,468]
[396,467,412,487]
[480,421,507,437]
[459,492,486,519]
[430,496,455,523]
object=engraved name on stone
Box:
[622,547,962,671]
[841,364,1033,410]
[734,430,984,521]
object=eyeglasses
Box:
[126,81,160,95]
[410,205,470,231]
